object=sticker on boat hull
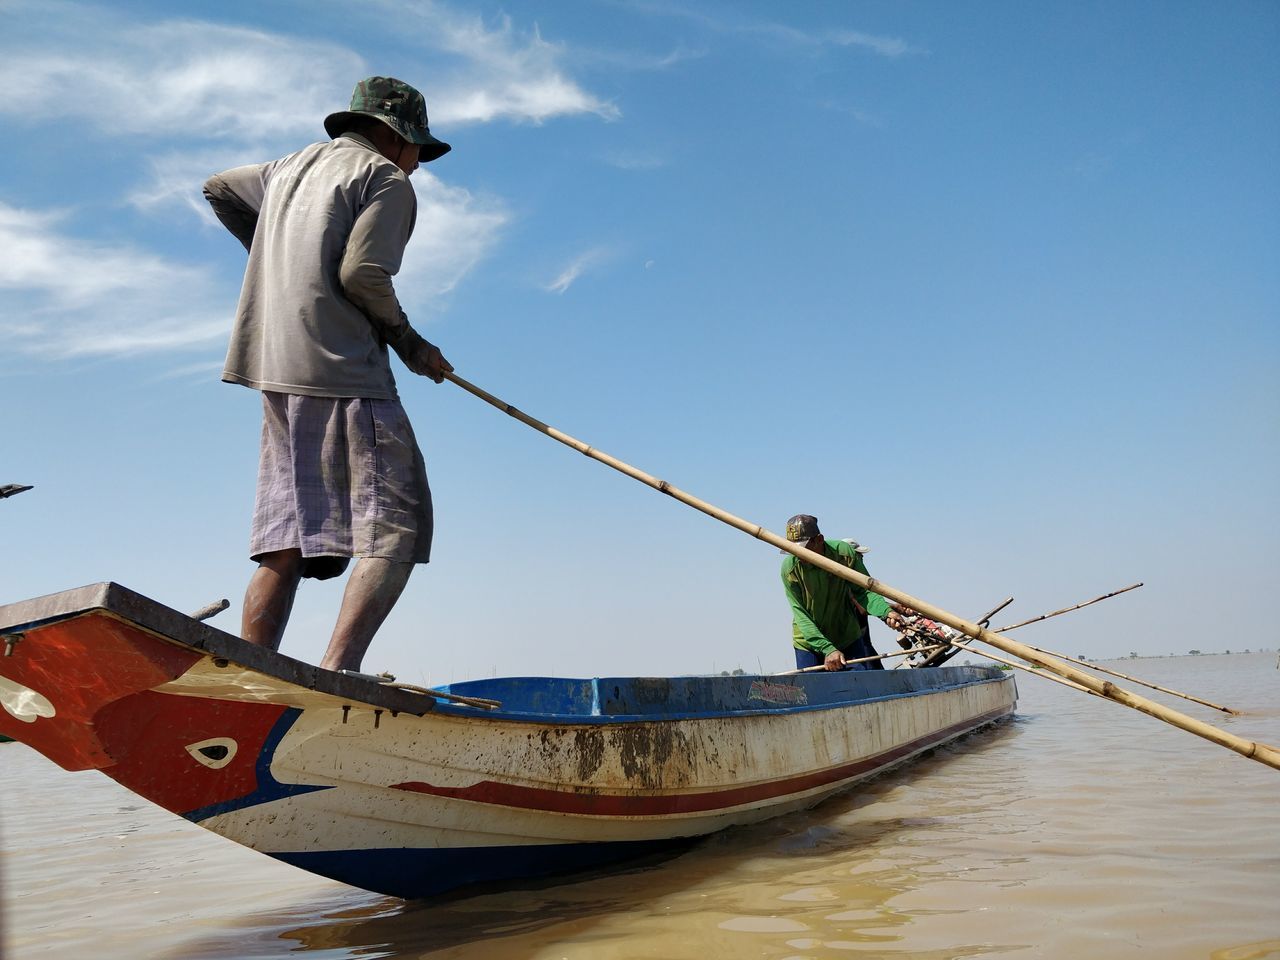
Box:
[747,680,808,706]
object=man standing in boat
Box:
[782,514,912,671]
[204,77,451,673]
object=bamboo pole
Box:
[342,670,504,709]
[994,583,1145,633]
[897,585,1238,713]
[982,583,1239,714]
[384,681,502,710]
[444,371,1280,772]
[778,643,950,675]
[947,641,1100,696]
[975,597,1015,627]
[1000,641,1238,715]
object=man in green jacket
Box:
[781,514,909,672]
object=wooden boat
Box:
[0,583,1017,898]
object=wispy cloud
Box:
[0,172,508,362]
[0,4,362,142]
[544,248,609,295]
[130,148,275,219]
[370,0,621,125]
[755,25,914,58]
[0,202,229,360]
[0,0,616,214]
[574,42,709,72]
[0,0,591,365]
[151,359,227,382]
[399,174,510,308]
[610,1,918,58]
[0,1,618,138]
[819,100,884,127]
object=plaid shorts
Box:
[250,392,432,577]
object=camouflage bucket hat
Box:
[324,76,451,162]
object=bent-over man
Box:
[781,514,910,672]
[204,76,453,672]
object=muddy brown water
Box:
[2,653,1277,959]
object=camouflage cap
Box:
[324,76,451,163]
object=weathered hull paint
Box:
[0,583,1017,899]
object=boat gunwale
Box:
[0,582,437,717]
[0,582,1015,727]
[427,672,1016,725]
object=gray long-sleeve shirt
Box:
[204,133,417,399]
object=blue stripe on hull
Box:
[184,707,332,822]
[434,666,1008,723]
[271,837,694,899]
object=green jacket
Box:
[782,539,893,656]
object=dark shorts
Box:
[250,392,432,578]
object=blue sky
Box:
[2,0,1276,683]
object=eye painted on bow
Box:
[185,737,238,769]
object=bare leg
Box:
[241,549,304,650]
[319,557,414,673]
